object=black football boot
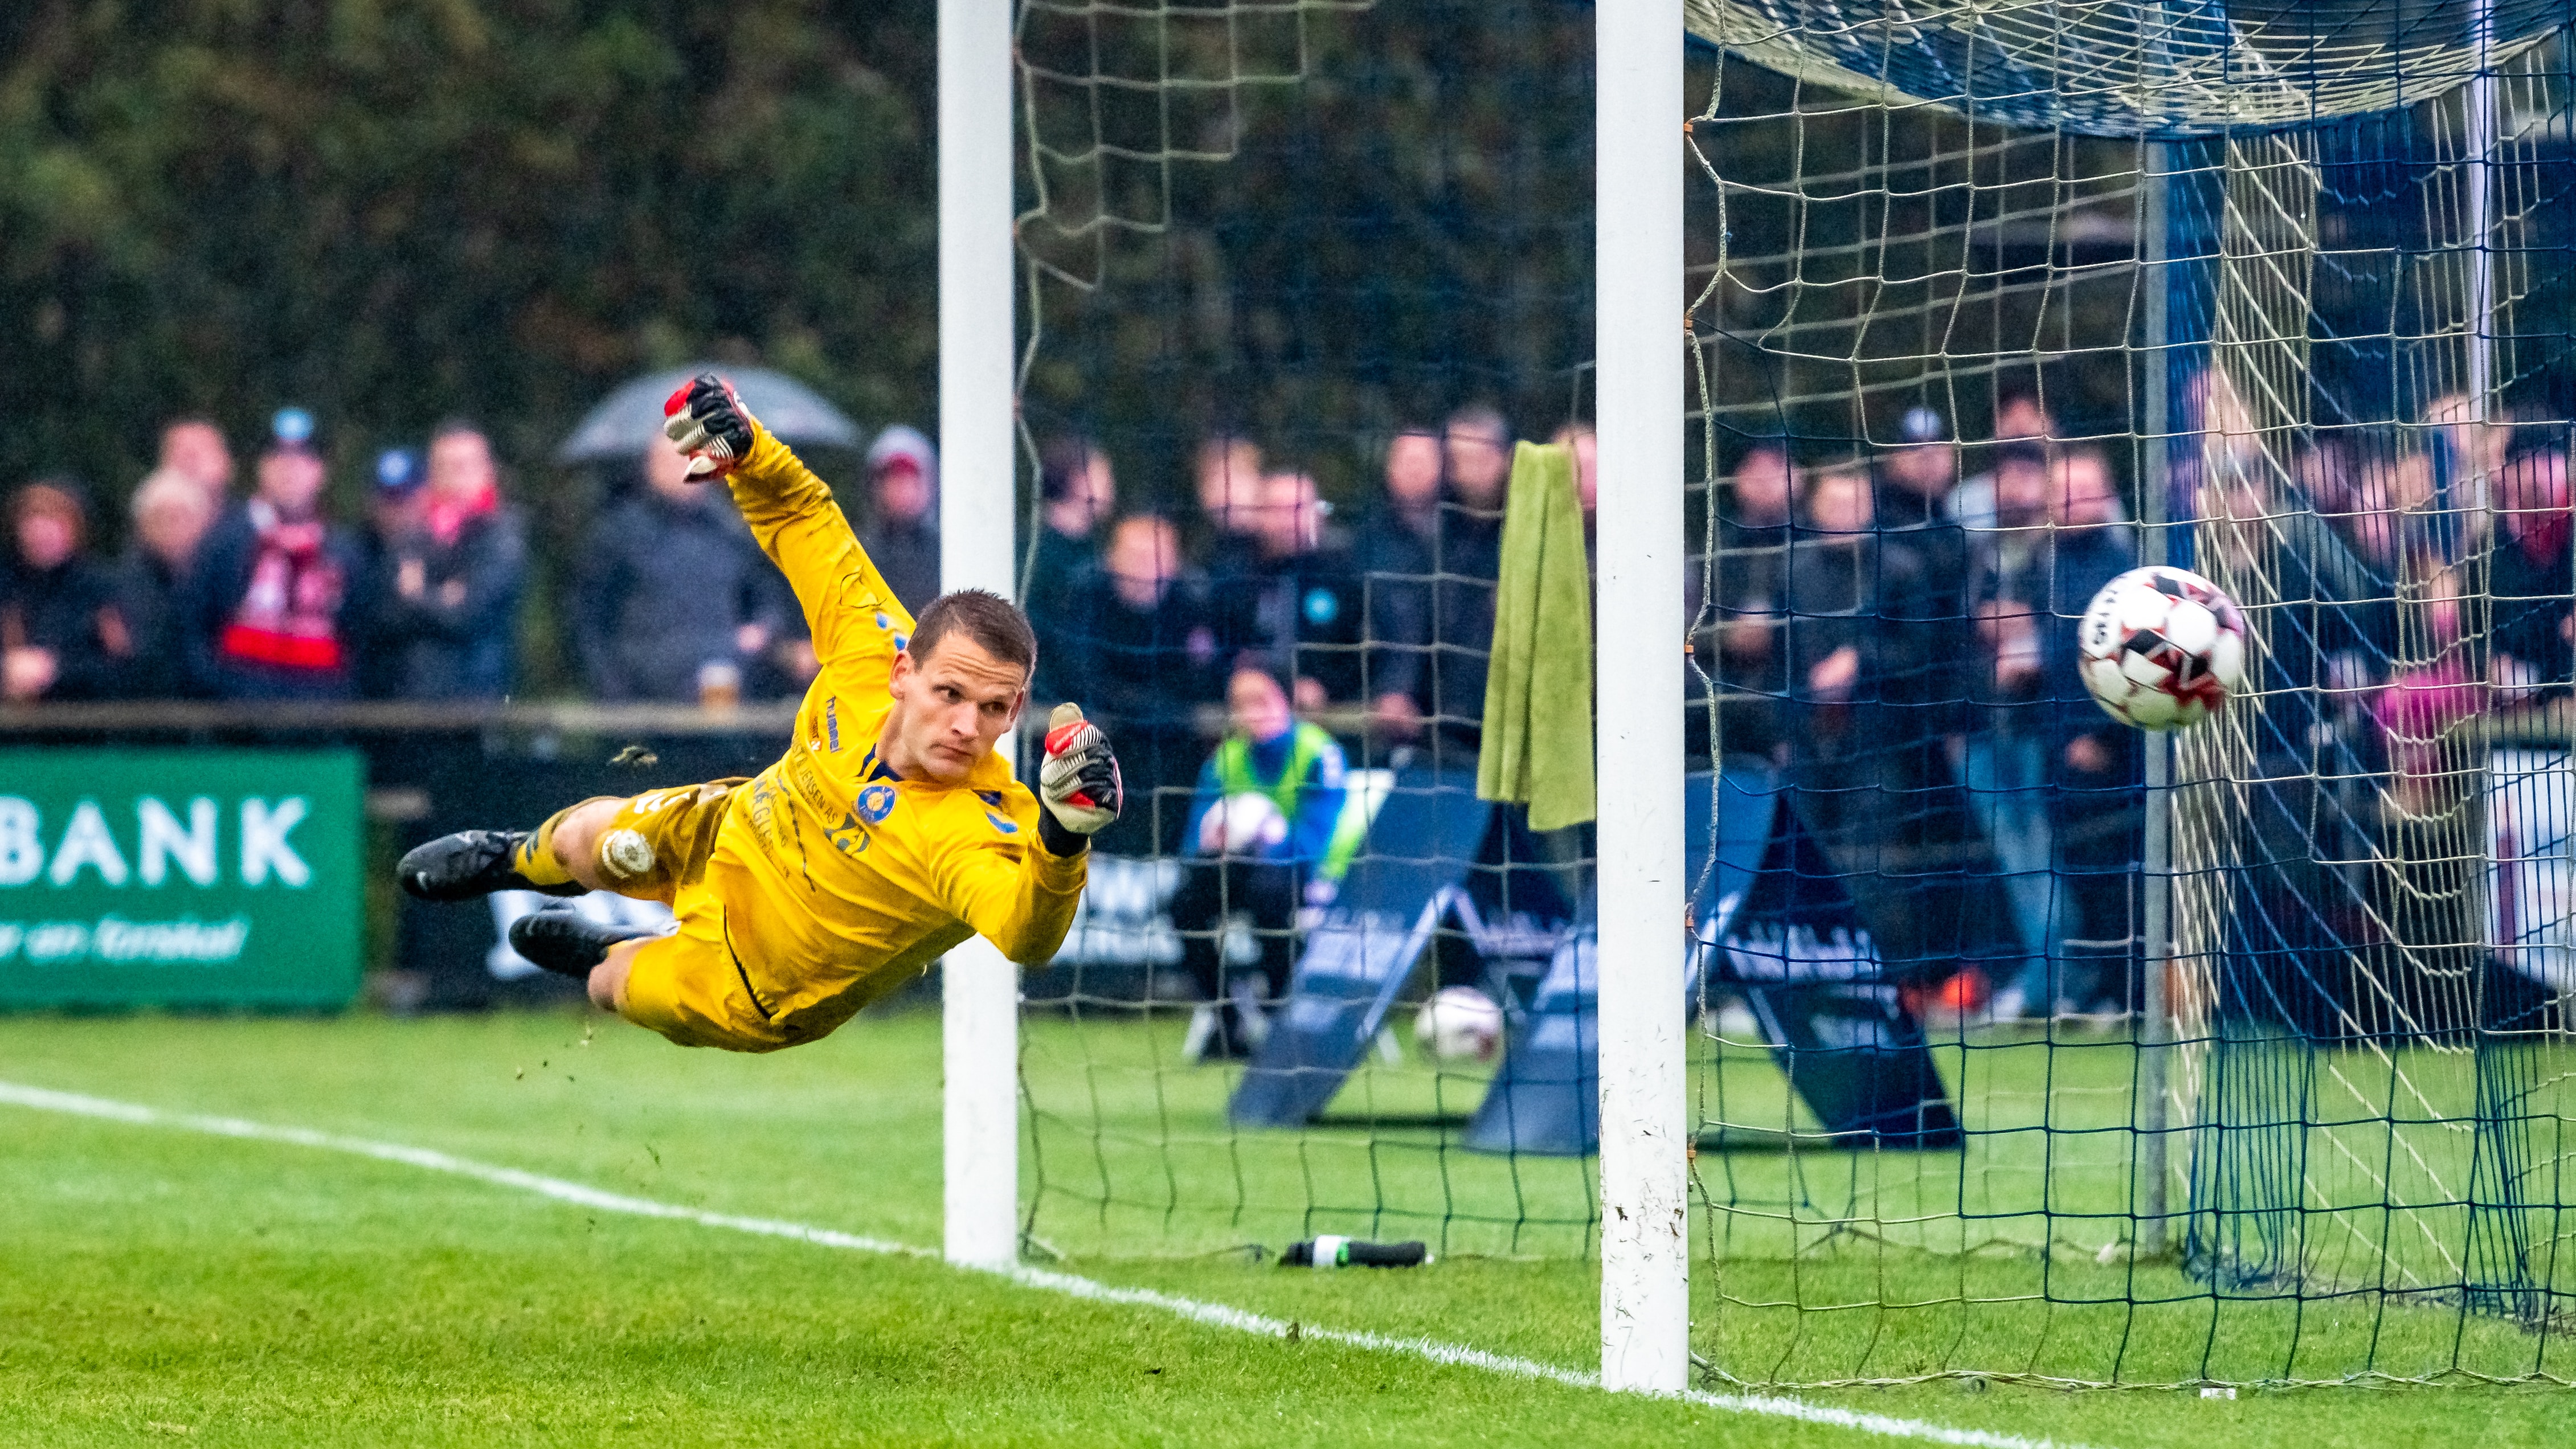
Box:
[506,908,665,979]
[398,829,586,903]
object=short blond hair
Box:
[131,468,214,529]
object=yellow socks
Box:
[512,807,580,887]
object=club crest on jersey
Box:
[857,784,897,824]
[974,790,1019,834]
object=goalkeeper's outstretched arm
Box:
[663,373,913,670]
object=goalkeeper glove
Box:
[661,373,759,480]
[1037,703,1122,855]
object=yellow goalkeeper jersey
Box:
[680,427,1085,1041]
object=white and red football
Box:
[2076,566,2248,731]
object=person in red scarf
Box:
[361,420,526,699]
[183,409,367,699]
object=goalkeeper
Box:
[396,375,1122,1052]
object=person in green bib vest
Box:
[1173,664,1363,1061]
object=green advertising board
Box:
[0,750,365,1010]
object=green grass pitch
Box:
[1,1007,2567,1446]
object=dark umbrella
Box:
[555,365,864,465]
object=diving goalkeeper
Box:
[397,375,1122,1051]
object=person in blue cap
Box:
[354,445,427,699]
[359,421,526,699]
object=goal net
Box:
[1003,0,2576,1387]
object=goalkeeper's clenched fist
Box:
[1038,702,1123,855]
[663,373,759,479]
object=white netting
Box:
[1686,0,2570,136]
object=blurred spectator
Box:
[1062,513,1225,845]
[1432,406,1504,746]
[1064,513,1223,726]
[1951,390,2056,529]
[116,469,219,698]
[2294,431,2403,572]
[1995,392,2052,440]
[1031,435,1115,611]
[1215,469,1369,714]
[1873,409,2006,997]
[1786,462,2018,992]
[2491,424,2573,696]
[1401,403,1511,760]
[1707,441,1794,762]
[157,416,235,506]
[1551,421,1600,572]
[1194,433,1266,574]
[1964,439,2058,959]
[183,411,365,699]
[354,448,427,699]
[1551,421,1598,516]
[1028,435,1115,699]
[1173,665,1351,1060]
[364,422,528,700]
[2038,448,2143,1014]
[1874,406,1971,731]
[859,425,941,610]
[2,480,132,701]
[1877,407,1958,526]
[1782,463,1898,746]
[574,434,791,703]
[1358,427,1442,739]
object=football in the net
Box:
[1414,987,1504,1065]
[2076,566,2248,731]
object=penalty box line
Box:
[0,1078,2083,1449]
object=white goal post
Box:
[936,0,1695,1387]
[1594,0,1692,1397]
[938,0,1021,1274]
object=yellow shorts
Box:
[587,780,803,1055]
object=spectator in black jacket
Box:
[183,412,366,700]
[1194,433,1267,580]
[1874,406,1971,723]
[1213,469,1369,715]
[575,434,791,703]
[363,421,528,699]
[2491,425,2573,695]
[1062,513,1224,848]
[354,447,428,699]
[3,480,133,701]
[2040,448,2144,1013]
[115,469,218,698]
[1708,441,1794,763]
[1416,404,1510,762]
[1028,435,1115,701]
[859,425,940,611]
[1782,463,2018,990]
[1358,427,1441,742]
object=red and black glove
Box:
[1037,703,1122,855]
[660,372,759,480]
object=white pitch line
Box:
[0,1079,2083,1449]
